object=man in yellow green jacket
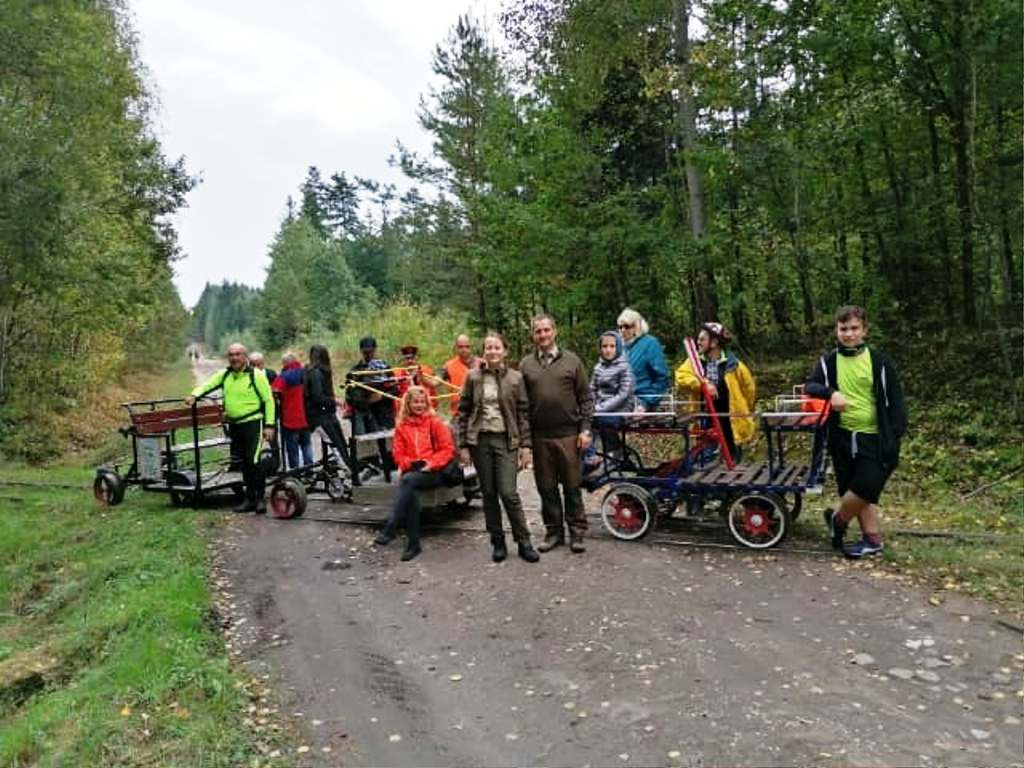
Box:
[187,343,276,513]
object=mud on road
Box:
[211,478,1023,768]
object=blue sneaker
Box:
[844,537,883,559]
[823,508,847,551]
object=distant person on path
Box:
[584,330,635,474]
[300,344,350,466]
[456,331,540,564]
[272,351,314,469]
[187,342,275,513]
[617,308,669,411]
[439,334,482,417]
[674,322,756,462]
[249,351,277,385]
[375,386,457,562]
[519,314,594,553]
[806,305,906,558]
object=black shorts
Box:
[830,428,892,504]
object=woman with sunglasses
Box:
[616,308,669,411]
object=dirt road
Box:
[212,485,1023,767]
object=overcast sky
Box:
[132,1,500,308]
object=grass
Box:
[0,364,281,767]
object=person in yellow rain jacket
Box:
[187,342,276,513]
[674,322,756,461]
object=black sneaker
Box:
[400,544,421,562]
[232,501,257,514]
[374,531,394,546]
[823,508,846,551]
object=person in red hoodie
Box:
[271,351,313,469]
[375,386,457,561]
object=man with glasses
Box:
[439,334,481,417]
[519,314,595,553]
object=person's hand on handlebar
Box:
[185,395,196,406]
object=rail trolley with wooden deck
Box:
[585,390,831,549]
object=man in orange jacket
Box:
[439,334,481,417]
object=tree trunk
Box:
[674,0,717,320]
[948,9,977,325]
[927,111,954,311]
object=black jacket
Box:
[805,347,907,471]
[304,365,336,418]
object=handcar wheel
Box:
[325,473,351,502]
[600,484,656,541]
[724,492,790,549]
[269,478,307,519]
[93,471,126,507]
[169,489,195,508]
[789,493,803,521]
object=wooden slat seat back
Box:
[131,404,225,435]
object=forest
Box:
[242,0,1022,361]
[0,0,192,458]
[2,0,1022,460]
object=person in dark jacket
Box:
[456,331,539,564]
[584,331,635,472]
[519,314,595,553]
[805,305,907,558]
[617,308,669,411]
[300,344,350,466]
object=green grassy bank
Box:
[0,366,276,767]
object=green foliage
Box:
[189,281,261,348]
[0,0,194,460]
[257,215,374,350]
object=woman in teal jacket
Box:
[617,308,668,411]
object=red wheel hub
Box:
[741,502,775,537]
[270,488,297,519]
[611,496,645,531]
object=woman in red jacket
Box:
[375,386,457,561]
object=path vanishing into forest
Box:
[193,357,1022,766]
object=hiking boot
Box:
[537,534,563,553]
[374,531,395,547]
[491,537,508,563]
[400,543,422,562]
[518,543,540,563]
[569,537,586,554]
[823,508,847,551]
[843,537,883,559]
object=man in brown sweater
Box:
[519,314,595,553]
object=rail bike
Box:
[585,338,831,549]
[92,397,351,518]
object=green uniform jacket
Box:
[191,366,275,424]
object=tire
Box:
[169,489,195,508]
[93,471,126,507]
[724,492,790,549]
[600,483,656,541]
[269,478,307,519]
[325,473,351,502]
[790,492,803,521]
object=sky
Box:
[131,1,501,308]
